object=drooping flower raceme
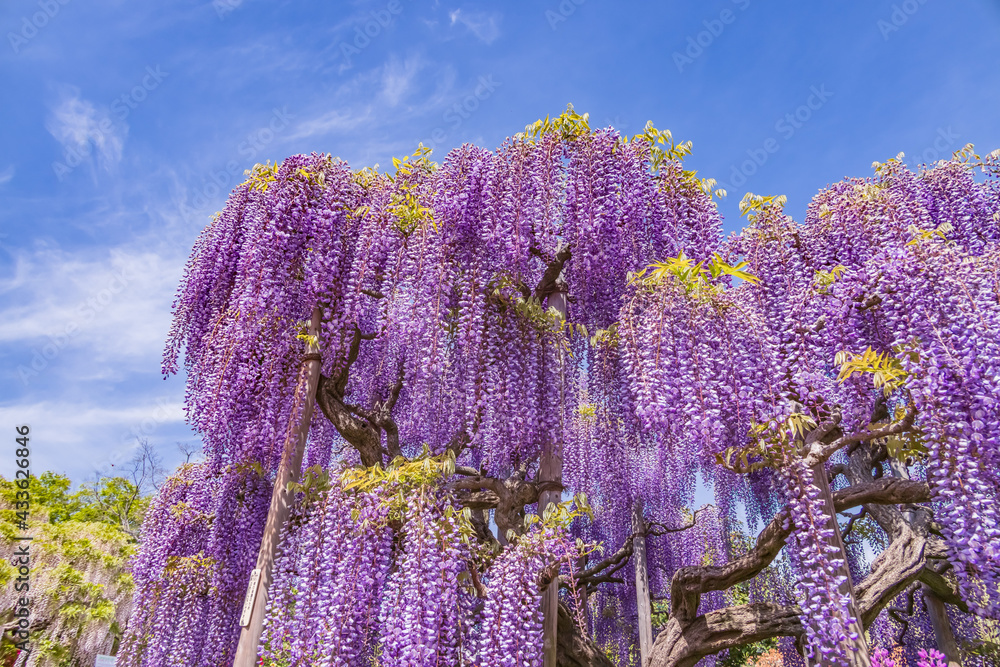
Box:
[118,463,270,667]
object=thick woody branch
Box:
[649,603,805,667]
[651,524,936,667]
[833,477,930,512]
[317,324,406,465]
[581,564,631,589]
[801,400,916,468]
[533,245,572,302]
[448,475,502,495]
[447,470,538,543]
[669,477,931,622]
[572,508,710,590]
[918,566,969,612]
[803,410,843,447]
[371,364,405,459]
[450,489,501,509]
[855,529,927,627]
[556,601,616,667]
[839,507,867,540]
[842,430,920,541]
[471,509,500,549]
[576,541,633,585]
[384,366,405,412]
[538,559,564,591]
[315,374,383,467]
[333,326,375,396]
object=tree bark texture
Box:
[556,601,615,667]
[647,468,963,667]
[634,500,654,666]
[889,458,962,666]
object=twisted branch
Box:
[669,477,931,622]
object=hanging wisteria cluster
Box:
[254,458,583,666]
[162,112,720,477]
[871,646,953,667]
[117,463,271,667]
[615,149,1000,662]
[139,107,1000,666]
[260,477,396,665]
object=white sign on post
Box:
[240,568,262,627]
[95,656,117,667]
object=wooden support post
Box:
[232,306,323,667]
[540,290,567,667]
[925,592,962,666]
[540,442,562,667]
[888,459,962,666]
[633,500,653,667]
[809,463,871,667]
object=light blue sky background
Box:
[2,0,999,485]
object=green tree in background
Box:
[0,443,165,667]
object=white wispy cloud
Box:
[46,87,127,173]
[0,181,205,484]
[0,241,183,374]
[449,9,501,44]
[288,108,375,141]
[380,54,425,106]
[0,399,187,479]
[0,236,192,482]
[290,55,445,144]
[0,165,14,186]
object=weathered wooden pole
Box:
[924,593,962,666]
[808,463,871,667]
[633,499,654,666]
[232,306,323,667]
[888,459,962,666]
[540,289,568,667]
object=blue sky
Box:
[2,0,999,485]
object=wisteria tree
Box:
[120,109,1000,667]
